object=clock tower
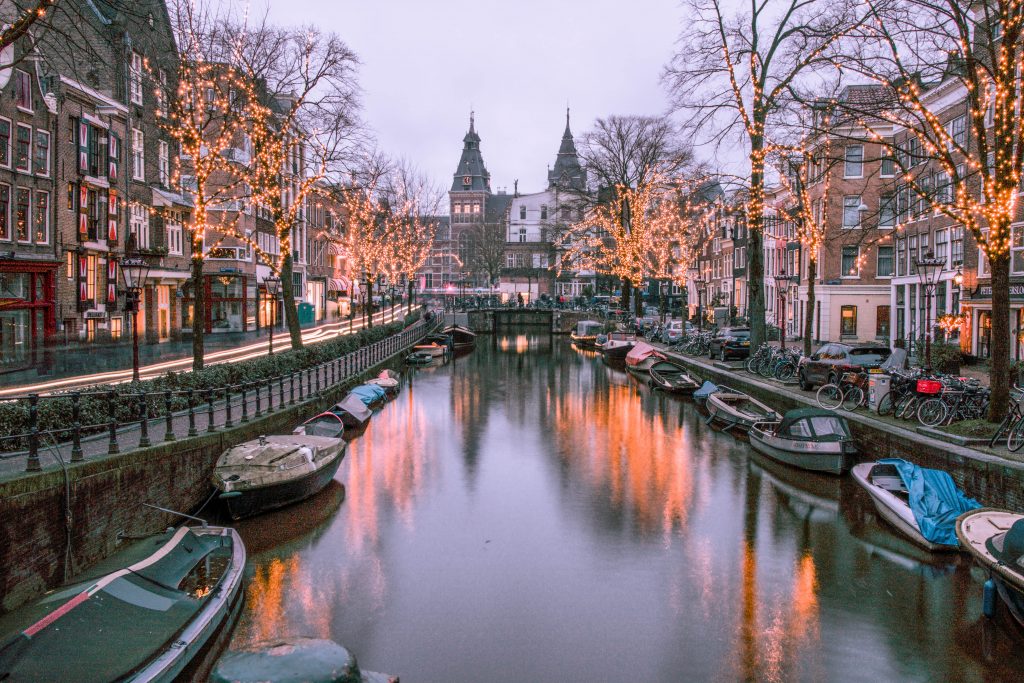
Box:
[447,111,496,287]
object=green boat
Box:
[0,525,246,682]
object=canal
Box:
[231,334,1024,682]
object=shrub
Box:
[914,340,963,374]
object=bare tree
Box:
[664,0,864,347]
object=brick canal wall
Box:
[664,351,1024,510]
[0,343,418,614]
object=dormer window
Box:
[14,71,31,111]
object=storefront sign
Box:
[84,310,105,320]
[971,283,1024,300]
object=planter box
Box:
[915,425,991,448]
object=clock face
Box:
[463,175,471,185]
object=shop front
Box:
[963,281,1024,360]
[182,272,251,334]
[0,260,57,370]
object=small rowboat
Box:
[853,459,980,552]
[748,408,853,475]
[441,324,477,351]
[295,393,372,432]
[412,341,447,357]
[706,387,780,432]
[625,342,663,376]
[599,332,636,361]
[957,509,1024,627]
[406,351,435,366]
[213,434,347,520]
[649,360,699,393]
[366,369,400,396]
[0,525,245,682]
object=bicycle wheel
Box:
[745,357,759,374]
[917,398,948,427]
[758,359,774,378]
[1009,417,1024,452]
[775,362,796,383]
[894,394,919,420]
[876,391,895,416]
[817,384,844,410]
[842,387,865,411]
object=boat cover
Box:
[334,393,372,423]
[693,381,719,399]
[777,408,849,440]
[350,384,386,406]
[880,458,981,546]
[625,342,660,367]
[575,320,602,336]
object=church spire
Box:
[452,110,490,193]
[549,107,586,191]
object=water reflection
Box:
[231,333,1024,682]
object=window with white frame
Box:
[880,148,895,177]
[947,115,966,149]
[14,124,30,172]
[978,230,990,276]
[879,194,895,228]
[130,203,149,249]
[519,205,526,219]
[843,196,862,227]
[1013,225,1024,275]
[33,130,48,177]
[14,70,31,111]
[157,69,168,117]
[33,190,48,244]
[167,220,183,256]
[130,52,144,106]
[896,238,906,277]
[158,140,169,185]
[935,228,948,265]
[518,227,526,242]
[951,227,964,265]
[841,245,860,277]
[132,129,144,181]
[844,145,863,177]
[877,245,894,277]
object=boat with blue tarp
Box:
[350,384,387,407]
[957,509,1024,627]
[853,458,981,551]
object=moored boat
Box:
[957,509,1024,627]
[0,525,245,682]
[748,408,852,474]
[853,459,980,552]
[412,341,447,357]
[649,360,699,393]
[599,332,637,361]
[692,380,719,409]
[366,369,400,396]
[406,350,435,365]
[441,324,477,351]
[571,320,604,348]
[293,411,346,438]
[625,341,664,376]
[350,383,387,407]
[706,386,781,432]
[213,434,347,520]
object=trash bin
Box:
[297,302,315,328]
[868,373,891,410]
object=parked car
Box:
[661,320,688,344]
[797,343,892,390]
[708,327,751,360]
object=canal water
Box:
[231,334,1024,682]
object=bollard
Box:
[164,391,176,442]
[108,391,119,455]
[71,392,83,461]
[224,386,234,428]
[26,394,40,472]
[187,389,198,437]
[138,393,151,448]
[206,389,216,433]
[241,384,249,423]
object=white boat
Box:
[705,387,780,432]
[748,408,854,475]
[624,342,663,375]
[957,509,1024,627]
[598,332,636,361]
[852,463,947,551]
[412,341,447,357]
[571,320,604,348]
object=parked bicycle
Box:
[816,371,869,411]
[990,385,1024,450]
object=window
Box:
[909,236,918,274]
[844,145,863,177]
[841,245,859,276]
[33,191,48,244]
[951,227,964,265]
[167,221,183,256]
[0,118,10,168]
[935,229,948,265]
[158,140,169,185]
[840,305,858,337]
[843,196,862,227]
[877,245,894,276]
[947,115,966,148]
[130,52,143,106]
[14,70,31,110]
[0,185,8,240]
[33,130,49,176]
[519,205,526,219]
[879,194,895,227]
[518,227,526,243]
[876,305,891,338]
[15,188,29,241]
[880,148,894,177]
[130,203,149,249]
[1013,226,1024,275]
[936,172,952,204]
[157,69,168,117]
[15,125,30,172]
[561,205,570,220]
[908,136,922,167]
[540,205,548,220]
[132,129,144,181]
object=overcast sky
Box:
[262,0,683,198]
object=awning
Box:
[328,276,350,293]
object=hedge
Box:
[0,317,417,452]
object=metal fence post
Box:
[266,378,274,413]
[241,384,249,423]
[26,394,40,472]
[164,391,176,442]
[279,376,286,408]
[206,389,216,433]
[315,365,321,395]
[254,381,262,417]
[224,386,233,428]
[138,393,151,448]
[108,391,119,455]
[71,392,83,462]
[187,389,198,437]
[290,373,296,405]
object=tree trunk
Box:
[280,254,304,350]
[366,280,374,328]
[190,252,205,371]
[621,279,631,315]
[989,252,1011,421]
[408,279,414,315]
[635,282,644,317]
[747,131,767,348]
[803,257,817,357]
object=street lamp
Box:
[695,277,707,332]
[120,257,151,382]
[915,250,946,371]
[263,275,281,356]
[774,270,789,352]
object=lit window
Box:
[33,130,49,177]
[33,190,48,244]
[15,124,30,172]
[841,245,859,276]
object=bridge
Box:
[465,309,594,334]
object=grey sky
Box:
[263,0,683,198]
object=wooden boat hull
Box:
[749,427,851,475]
[706,392,780,432]
[852,463,956,551]
[649,362,699,393]
[625,358,659,376]
[601,343,634,361]
[222,450,344,520]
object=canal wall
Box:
[466,309,593,334]
[0,333,424,614]
[662,350,1024,510]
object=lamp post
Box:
[362,270,372,329]
[263,275,281,356]
[695,277,707,332]
[774,270,789,352]
[915,250,946,371]
[120,257,151,383]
